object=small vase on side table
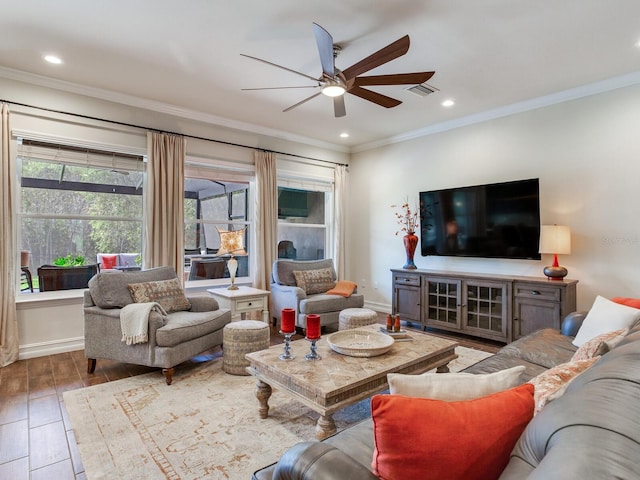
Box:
[403,232,418,269]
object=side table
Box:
[207,286,270,323]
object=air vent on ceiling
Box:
[405,83,439,97]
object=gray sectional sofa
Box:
[253,312,640,479]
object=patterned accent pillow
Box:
[127,278,191,313]
[292,268,336,295]
[528,357,599,415]
[571,328,628,362]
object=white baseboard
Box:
[363,300,391,314]
[19,337,85,360]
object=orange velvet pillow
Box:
[371,383,534,480]
[612,297,640,310]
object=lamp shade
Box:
[216,227,247,256]
[539,225,571,255]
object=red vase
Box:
[403,232,418,269]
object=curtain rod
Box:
[1,99,348,167]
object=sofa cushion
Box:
[370,384,534,480]
[88,266,178,308]
[299,293,364,314]
[388,365,525,400]
[573,295,640,347]
[528,356,600,414]
[156,309,229,347]
[292,268,336,295]
[128,278,191,313]
[498,328,577,368]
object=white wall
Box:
[3,77,348,359]
[349,84,640,312]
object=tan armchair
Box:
[83,266,231,384]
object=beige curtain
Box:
[254,151,278,290]
[334,164,347,279]
[0,104,19,367]
[144,132,185,281]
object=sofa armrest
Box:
[272,442,377,480]
[187,295,219,312]
[561,311,588,337]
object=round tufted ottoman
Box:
[223,320,270,375]
[338,308,378,331]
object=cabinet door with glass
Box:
[423,277,462,331]
[463,280,510,342]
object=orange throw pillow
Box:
[612,297,640,310]
[371,384,534,480]
[101,254,117,270]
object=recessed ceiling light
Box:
[43,54,62,64]
[340,132,349,138]
[441,99,455,107]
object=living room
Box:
[2,1,640,479]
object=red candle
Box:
[281,308,296,334]
[306,314,321,340]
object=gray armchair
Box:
[83,266,231,384]
[270,259,364,331]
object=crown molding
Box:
[0,66,349,154]
[352,70,640,153]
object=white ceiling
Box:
[2,0,640,150]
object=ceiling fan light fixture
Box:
[321,79,346,97]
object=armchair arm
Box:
[187,295,219,312]
[270,283,307,322]
[273,442,377,480]
[561,311,588,337]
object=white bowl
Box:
[326,329,394,357]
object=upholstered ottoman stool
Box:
[338,308,378,330]
[223,320,270,375]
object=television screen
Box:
[419,178,541,260]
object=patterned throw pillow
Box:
[127,278,191,313]
[528,357,599,414]
[292,268,336,295]
[571,328,628,362]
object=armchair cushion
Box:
[156,309,230,347]
[300,294,364,315]
[127,278,191,313]
[292,267,336,295]
[88,266,177,308]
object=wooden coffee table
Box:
[245,324,458,439]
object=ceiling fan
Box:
[241,23,435,117]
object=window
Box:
[184,177,251,283]
[277,186,331,261]
[18,140,144,293]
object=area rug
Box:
[64,346,491,480]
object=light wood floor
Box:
[0,316,501,479]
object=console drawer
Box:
[514,283,561,302]
[237,297,265,310]
[393,274,420,287]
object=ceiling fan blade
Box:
[333,96,346,117]
[283,92,322,112]
[313,23,335,78]
[354,71,435,86]
[240,54,319,82]
[241,85,319,91]
[348,85,401,108]
[341,35,410,81]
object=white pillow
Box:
[572,295,640,347]
[387,365,526,401]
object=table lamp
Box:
[216,227,247,290]
[539,225,571,280]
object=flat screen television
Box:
[419,178,541,260]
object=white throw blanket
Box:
[120,302,167,345]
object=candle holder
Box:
[304,337,322,361]
[279,331,296,361]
